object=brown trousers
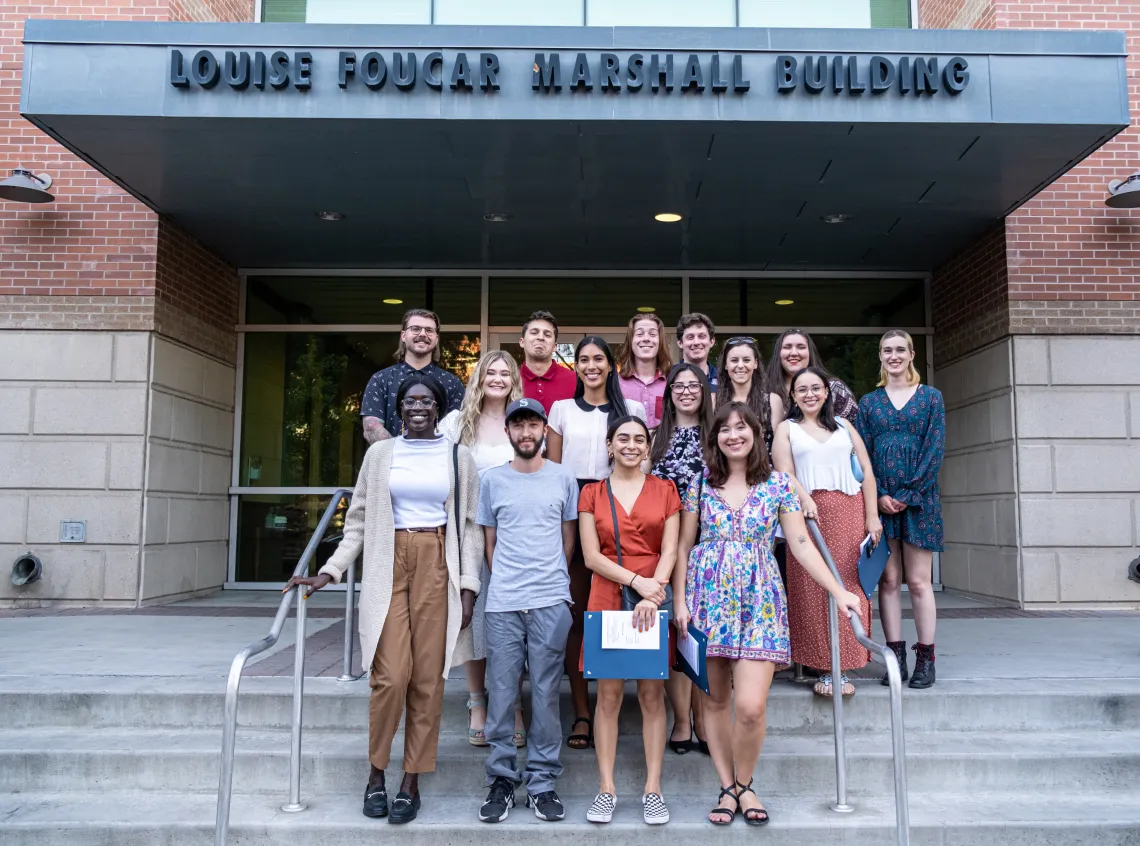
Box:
[368,529,448,773]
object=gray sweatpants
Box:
[484,601,572,795]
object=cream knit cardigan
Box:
[318,438,484,677]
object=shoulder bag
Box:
[606,478,674,617]
[839,421,864,484]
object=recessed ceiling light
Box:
[383,298,403,305]
[316,211,344,221]
[483,212,512,223]
[654,213,682,223]
[636,306,656,313]
[774,299,795,306]
[820,213,851,224]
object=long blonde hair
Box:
[877,329,922,387]
[455,351,523,446]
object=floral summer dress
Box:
[682,470,801,663]
[651,425,704,496]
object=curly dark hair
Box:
[704,401,771,488]
[715,337,772,441]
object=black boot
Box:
[881,640,909,686]
[909,643,935,689]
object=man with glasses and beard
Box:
[476,398,579,824]
[362,308,466,443]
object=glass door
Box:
[490,330,628,369]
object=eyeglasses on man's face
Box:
[670,382,702,395]
[794,384,827,397]
[405,325,438,336]
[401,397,438,410]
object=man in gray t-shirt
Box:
[475,398,578,824]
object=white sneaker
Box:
[643,792,670,825]
[586,792,616,823]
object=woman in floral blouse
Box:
[674,402,861,827]
[650,363,713,757]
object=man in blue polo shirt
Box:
[361,308,465,442]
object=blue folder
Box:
[858,535,891,599]
[583,611,669,681]
[677,623,711,695]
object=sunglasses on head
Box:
[725,336,757,347]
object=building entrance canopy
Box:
[20,22,1128,270]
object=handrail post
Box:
[827,592,853,813]
[281,584,308,813]
[337,554,358,682]
[881,644,911,844]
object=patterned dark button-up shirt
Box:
[361,361,465,437]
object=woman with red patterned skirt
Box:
[772,366,880,697]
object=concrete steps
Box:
[4,790,1140,846]
[2,674,1139,843]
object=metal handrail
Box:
[214,489,352,846]
[805,518,910,845]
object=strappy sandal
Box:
[708,784,738,826]
[734,780,770,827]
[466,691,488,747]
[813,673,856,698]
[567,717,593,750]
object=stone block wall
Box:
[0,330,151,605]
[937,339,1021,603]
[1012,335,1140,605]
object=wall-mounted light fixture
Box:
[1106,173,1140,208]
[0,168,54,203]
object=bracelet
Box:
[630,574,638,588]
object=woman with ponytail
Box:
[856,330,945,690]
[547,336,647,750]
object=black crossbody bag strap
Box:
[605,478,624,570]
[453,443,462,550]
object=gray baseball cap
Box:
[505,397,548,423]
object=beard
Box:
[510,436,542,459]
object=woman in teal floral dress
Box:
[857,329,946,690]
[674,402,861,828]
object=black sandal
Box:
[567,717,593,750]
[708,785,739,826]
[668,721,693,755]
[734,780,770,827]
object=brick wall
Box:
[155,219,240,364]
[997,0,1140,333]
[931,224,1009,365]
[0,0,249,358]
[918,0,996,29]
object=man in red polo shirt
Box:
[519,310,577,413]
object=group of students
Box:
[286,306,946,827]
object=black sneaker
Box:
[527,790,565,821]
[479,777,516,823]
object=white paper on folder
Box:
[677,628,702,670]
[600,611,658,650]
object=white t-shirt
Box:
[390,436,449,528]
[547,397,647,481]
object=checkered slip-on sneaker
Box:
[586,792,616,823]
[642,792,670,825]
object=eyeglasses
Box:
[793,385,827,397]
[401,397,437,410]
[670,382,702,395]
[725,336,757,347]
[405,325,438,336]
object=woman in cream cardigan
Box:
[286,373,483,825]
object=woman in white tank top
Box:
[771,367,880,698]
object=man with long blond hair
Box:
[616,312,673,429]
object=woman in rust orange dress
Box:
[578,415,681,826]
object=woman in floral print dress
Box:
[674,401,862,828]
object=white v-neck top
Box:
[547,397,646,481]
